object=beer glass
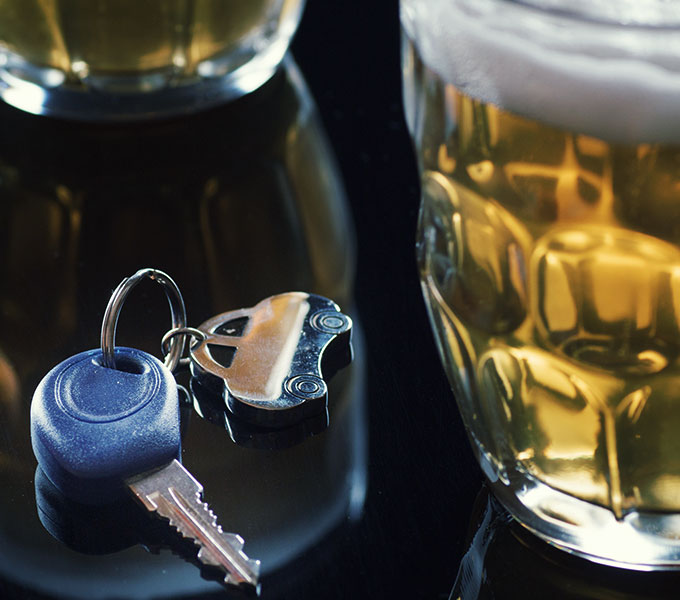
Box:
[0,0,305,119]
[402,0,680,569]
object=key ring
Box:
[161,327,206,369]
[100,268,187,372]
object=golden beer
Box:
[0,0,300,79]
[0,0,304,115]
[403,0,680,566]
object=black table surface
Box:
[2,1,680,599]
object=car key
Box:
[30,345,260,589]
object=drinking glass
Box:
[402,0,680,569]
[0,0,305,119]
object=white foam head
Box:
[401,0,680,143]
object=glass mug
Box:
[0,0,305,119]
[402,0,680,569]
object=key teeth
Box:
[197,545,222,565]
[224,559,261,587]
[195,543,253,568]
[196,543,248,565]
[165,515,197,544]
[159,507,211,551]
[158,497,225,547]
[224,532,244,550]
[165,515,259,588]
[140,482,259,588]
[197,498,220,531]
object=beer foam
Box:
[402,0,680,143]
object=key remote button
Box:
[55,351,159,422]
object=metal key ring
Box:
[161,327,206,358]
[100,268,187,372]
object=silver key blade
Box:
[127,459,260,588]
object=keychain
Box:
[163,290,352,427]
[30,267,353,590]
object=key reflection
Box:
[34,466,152,556]
[190,377,330,450]
[0,56,366,598]
[34,464,252,590]
[451,487,680,600]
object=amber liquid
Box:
[408,39,680,518]
[0,0,296,82]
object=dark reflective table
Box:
[0,51,366,599]
[452,488,680,600]
[2,1,680,599]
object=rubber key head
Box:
[30,347,180,504]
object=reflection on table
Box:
[451,487,680,600]
[0,55,366,599]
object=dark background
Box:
[269,1,481,597]
[284,1,481,597]
[5,0,680,598]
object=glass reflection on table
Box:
[0,56,366,598]
[451,487,680,600]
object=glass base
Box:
[480,453,680,570]
[0,36,290,121]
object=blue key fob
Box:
[31,347,180,504]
